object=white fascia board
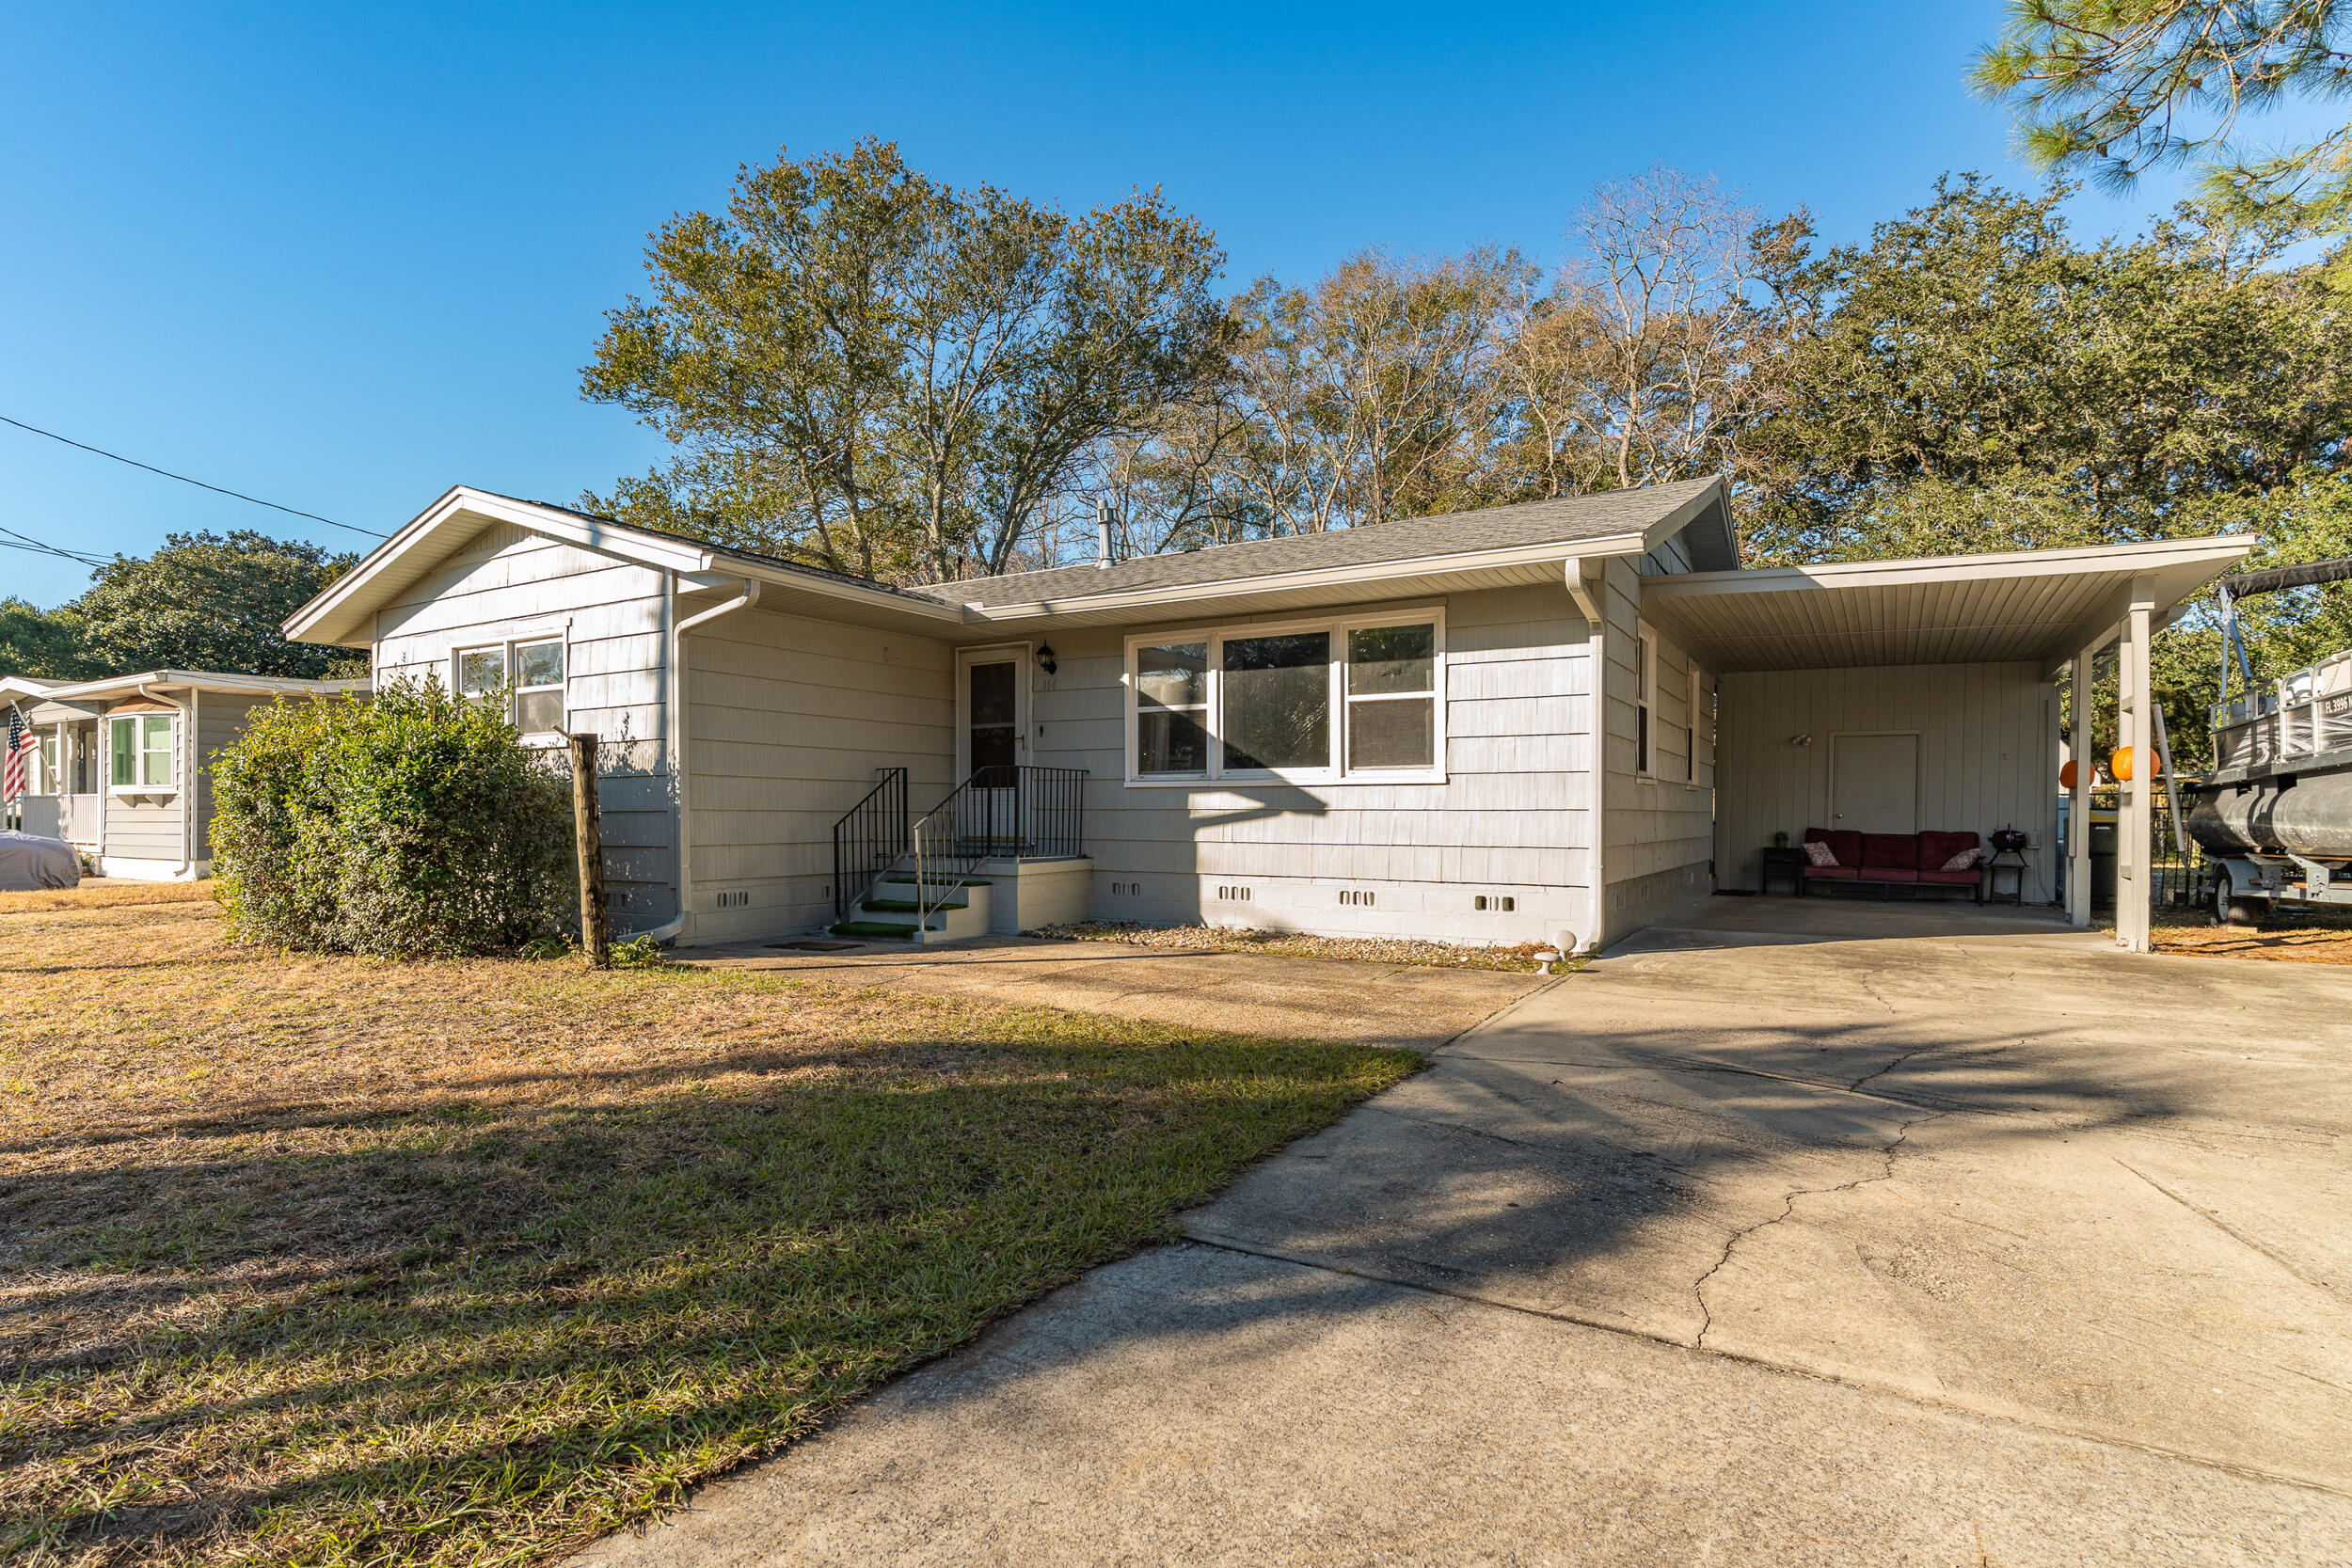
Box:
[691,562,968,626]
[283,486,723,644]
[961,531,1651,623]
[1643,533,2256,601]
[1635,479,1729,559]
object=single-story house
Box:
[281,481,2250,953]
[3,670,369,879]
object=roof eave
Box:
[958,531,1654,622]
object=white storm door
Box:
[956,647,1029,851]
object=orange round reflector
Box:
[2108,746,2155,782]
[2060,759,2080,790]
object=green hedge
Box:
[212,678,574,957]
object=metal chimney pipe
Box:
[1095,498,1113,570]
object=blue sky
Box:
[0,1,2268,606]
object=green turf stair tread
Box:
[860,896,967,912]
[829,920,929,939]
[882,876,993,887]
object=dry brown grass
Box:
[0,879,216,915]
[0,901,1415,1566]
[2148,905,2352,965]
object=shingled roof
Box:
[930,477,1733,609]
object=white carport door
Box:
[1831,732,1919,834]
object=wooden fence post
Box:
[569,733,611,969]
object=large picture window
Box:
[108,714,174,791]
[1127,612,1443,783]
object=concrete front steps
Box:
[832,875,993,943]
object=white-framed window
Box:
[108,713,175,792]
[513,638,566,736]
[1125,610,1445,784]
[1634,622,1658,778]
[454,635,568,739]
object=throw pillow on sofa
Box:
[1804,840,1839,867]
[1941,847,1982,871]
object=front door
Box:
[958,648,1028,852]
[1832,732,1920,835]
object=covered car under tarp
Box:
[0,830,80,891]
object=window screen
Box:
[458,648,506,698]
[514,639,566,736]
[1136,642,1209,774]
[1222,632,1330,771]
[1345,624,1435,768]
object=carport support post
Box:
[2068,652,2094,927]
[2116,582,2158,953]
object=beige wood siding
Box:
[1028,584,1596,947]
[1715,661,2059,903]
[1602,558,1715,942]
[685,605,955,942]
[373,522,676,929]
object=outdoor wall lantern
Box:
[1036,642,1057,674]
[1788,733,1813,747]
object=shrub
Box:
[213,677,575,957]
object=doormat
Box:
[767,940,865,952]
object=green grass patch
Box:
[0,904,1419,1565]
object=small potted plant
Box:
[1772,830,1789,847]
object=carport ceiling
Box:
[1640,535,2255,675]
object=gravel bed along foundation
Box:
[1027,921,1581,974]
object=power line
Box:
[0,414,387,539]
[0,536,103,565]
[0,523,106,567]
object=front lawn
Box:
[0,900,1418,1566]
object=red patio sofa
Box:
[1800,829,1985,901]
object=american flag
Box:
[3,710,34,802]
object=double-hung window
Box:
[1135,641,1210,773]
[108,714,174,791]
[455,636,568,738]
[1128,612,1443,784]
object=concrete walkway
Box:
[580,901,2352,1566]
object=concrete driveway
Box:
[580,900,2352,1566]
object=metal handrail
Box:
[831,767,909,918]
[908,765,1088,927]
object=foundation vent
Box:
[1338,890,1375,907]
[1472,895,1517,912]
[1216,885,1253,902]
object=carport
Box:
[1638,533,2253,951]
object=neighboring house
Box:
[3,670,368,879]
[281,482,2249,954]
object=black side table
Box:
[1985,848,2027,905]
[1760,845,1807,896]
